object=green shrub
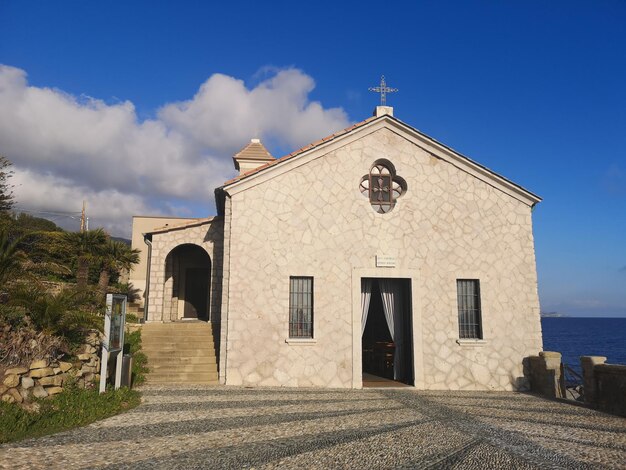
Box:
[0,385,140,443]
[124,329,149,386]
[0,304,26,328]
[8,283,103,346]
[126,312,140,324]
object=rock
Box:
[53,367,62,375]
[77,353,91,361]
[94,374,101,382]
[47,386,63,395]
[32,385,48,398]
[5,366,28,375]
[30,359,49,369]
[59,361,73,372]
[21,376,35,389]
[3,374,19,388]
[83,372,95,382]
[81,365,97,373]
[0,385,7,395]
[30,367,54,378]
[29,339,37,349]
[8,387,23,403]
[39,375,64,387]
[19,387,31,401]
[2,393,15,403]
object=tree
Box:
[63,228,108,289]
[0,156,14,214]
[97,240,140,298]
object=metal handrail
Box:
[563,363,584,401]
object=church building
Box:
[130,106,543,390]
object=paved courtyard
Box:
[2,386,625,469]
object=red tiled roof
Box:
[222,115,379,186]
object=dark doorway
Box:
[362,278,413,386]
[164,244,211,322]
[184,267,210,319]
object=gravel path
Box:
[1,386,625,469]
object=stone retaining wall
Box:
[1,331,101,406]
[582,356,626,417]
[526,351,566,399]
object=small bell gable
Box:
[233,138,275,175]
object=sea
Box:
[541,317,626,375]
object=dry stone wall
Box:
[223,126,542,390]
[1,331,102,406]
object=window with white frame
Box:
[289,276,313,338]
[457,279,483,339]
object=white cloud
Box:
[0,65,350,237]
[12,169,158,236]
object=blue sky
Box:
[1,1,625,317]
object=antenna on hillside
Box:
[80,200,86,232]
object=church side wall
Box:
[146,219,224,324]
[225,128,542,390]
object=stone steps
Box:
[141,322,219,385]
[149,363,217,373]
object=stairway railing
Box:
[562,363,584,401]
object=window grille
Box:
[457,279,483,339]
[289,277,313,338]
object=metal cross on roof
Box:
[369,75,398,106]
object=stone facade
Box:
[130,216,201,301]
[139,111,543,391]
[145,218,223,323]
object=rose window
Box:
[360,160,406,213]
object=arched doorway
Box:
[164,244,211,321]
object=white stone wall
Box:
[130,216,201,303]
[223,127,542,390]
[146,219,224,324]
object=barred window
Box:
[289,277,313,338]
[457,279,482,339]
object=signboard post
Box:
[99,294,127,394]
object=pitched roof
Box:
[221,114,541,205]
[233,139,274,161]
[223,116,377,185]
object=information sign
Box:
[376,255,396,268]
[100,294,127,393]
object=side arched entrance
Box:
[164,244,211,321]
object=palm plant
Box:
[97,240,140,298]
[9,283,102,341]
[63,228,108,289]
[0,229,25,288]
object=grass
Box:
[124,329,149,386]
[0,385,141,444]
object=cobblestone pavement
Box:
[2,386,625,469]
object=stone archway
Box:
[164,244,211,322]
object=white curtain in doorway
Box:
[361,279,373,336]
[379,279,404,380]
